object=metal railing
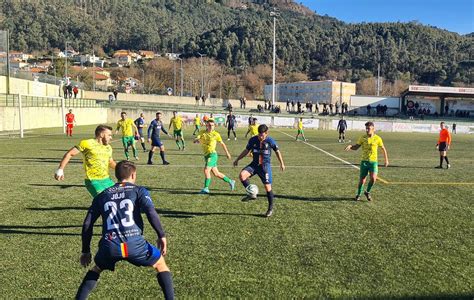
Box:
[0,94,103,108]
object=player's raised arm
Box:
[345,144,361,151]
[233,149,250,166]
[219,141,231,160]
[141,191,168,255]
[109,158,117,170]
[55,146,80,180]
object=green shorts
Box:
[122,136,135,148]
[174,129,183,137]
[359,161,378,178]
[204,152,218,168]
[297,129,304,134]
[85,178,115,197]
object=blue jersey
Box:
[88,183,155,245]
[134,117,145,135]
[246,136,279,165]
[148,119,168,139]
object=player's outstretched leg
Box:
[355,177,366,201]
[200,168,212,194]
[153,256,174,300]
[264,184,274,217]
[211,168,235,191]
[76,267,101,300]
[160,146,169,165]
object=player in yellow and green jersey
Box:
[295,117,307,142]
[345,121,389,201]
[54,125,117,197]
[116,111,139,160]
[192,114,201,136]
[169,111,186,150]
[245,118,259,138]
[194,119,235,194]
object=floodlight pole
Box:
[198,52,206,97]
[270,11,279,108]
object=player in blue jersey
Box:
[75,161,174,300]
[134,113,147,152]
[233,124,286,217]
[147,112,171,165]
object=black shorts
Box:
[243,163,272,184]
[94,238,161,271]
[438,142,448,152]
[338,129,346,134]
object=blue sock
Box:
[266,190,274,210]
[157,271,174,300]
[241,179,250,188]
[76,270,100,300]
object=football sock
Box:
[156,271,174,300]
[366,180,374,193]
[181,139,185,148]
[439,156,444,167]
[222,176,231,183]
[124,149,129,160]
[444,156,449,164]
[132,147,137,157]
[241,179,250,188]
[175,140,180,149]
[141,142,146,150]
[233,131,237,138]
[76,270,100,300]
[204,178,211,188]
[266,190,274,210]
[160,151,166,163]
[357,183,364,196]
[148,151,154,162]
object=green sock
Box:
[175,140,181,149]
[366,181,374,193]
[204,178,211,188]
[181,139,186,148]
[132,147,137,157]
[222,176,231,183]
[124,150,129,160]
[357,183,364,196]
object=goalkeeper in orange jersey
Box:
[435,122,452,169]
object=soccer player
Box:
[345,121,389,201]
[192,114,201,135]
[337,115,348,143]
[65,109,76,137]
[116,112,139,160]
[54,125,116,198]
[295,117,307,142]
[147,112,171,165]
[233,124,286,217]
[436,121,452,169]
[225,110,237,140]
[134,113,147,152]
[245,118,258,138]
[169,111,185,150]
[75,161,174,300]
[194,119,235,194]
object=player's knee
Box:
[153,256,170,273]
[91,265,102,274]
[264,184,272,192]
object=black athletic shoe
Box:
[446,164,451,169]
[241,195,257,202]
[147,161,153,165]
[265,209,273,217]
[355,195,361,201]
[364,191,372,201]
[435,166,443,169]
[163,161,170,165]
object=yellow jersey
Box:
[298,121,303,130]
[197,129,223,156]
[116,118,135,137]
[76,139,113,180]
[357,134,384,162]
[194,117,201,126]
[170,116,183,130]
[248,124,259,137]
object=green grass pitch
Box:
[0,125,472,298]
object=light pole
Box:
[65,41,69,84]
[140,68,145,94]
[197,52,206,97]
[178,57,184,96]
[270,10,279,108]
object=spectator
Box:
[73,85,79,99]
[243,97,247,109]
[315,102,320,114]
[67,85,73,99]
[297,101,301,114]
[113,89,118,101]
[444,104,449,115]
[367,104,372,116]
[63,84,68,100]
[201,95,206,106]
[329,103,334,115]
[195,95,200,106]
[286,100,290,112]
[335,102,340,115]
[291,100,295,112]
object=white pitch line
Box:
[278,131,360,171]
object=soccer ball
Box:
[245,184,259,197]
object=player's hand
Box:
[384,161,389,167]
[54,169,64,181]
[80,252,92,267]
[435,144,439,149]
[233,160,238,167]
[226,154,231,160]
[280,163,286,171]
[158,237,167,256]
[344,145,352,151]
[193,139,200,144]
[147,138,151,144]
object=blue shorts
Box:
[243,163,272,184]
[151,137,163,147]
[137,129,144,138]
[94,238,161,271]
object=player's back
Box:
[93,183,152,245]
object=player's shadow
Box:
[386,164,434,169]
[0,224,100,236]
[148,188,238,197]
[41,148,71,152]
[276,194,354,202]
[27,206,89,211]
[156,208,262,219]
[29,183,84,189]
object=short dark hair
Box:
[156,111,162,115]
[258,124,268,134]
[121,112,126,115]
[365,121,374,127]
[173,111,177,114]
[115,161,137,181]
[95,125,113,137]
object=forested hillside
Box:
[1,0,472,87]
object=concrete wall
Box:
[0,106,108,131]
[0,76,65,97]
